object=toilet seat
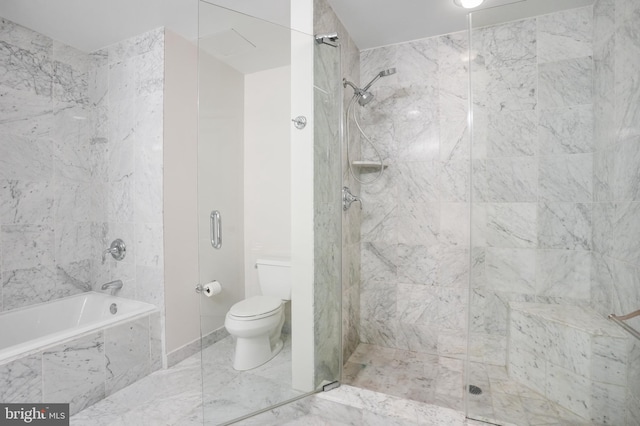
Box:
[228,296,282,321]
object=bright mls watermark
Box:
[1,404,69,425]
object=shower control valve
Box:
[102,239,126,262]
[292,116,307,129]
[342,186,362,211]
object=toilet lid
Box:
[229,296,282,318]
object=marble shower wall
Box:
[469,6,597,366]
[314,0,363,368]
[359,6,601,363]
[89,28,166,319]
[359,30,470,358]
[592,0,640,422]
[0,18,165,365]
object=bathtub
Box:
[0,291,161,414]
[0,291,158,363]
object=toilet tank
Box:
[256,258,291,301]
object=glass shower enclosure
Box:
[466,1,640,425]
[196,2,342,424]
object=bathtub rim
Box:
[0,291,159,365]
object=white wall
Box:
[290,0,315,392]
[198,51,246,334]
[163,30,200,354]
[243,66,292,297]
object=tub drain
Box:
[468,385,482,395]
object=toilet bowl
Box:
[224,296,285,370]
[224,259,291,371]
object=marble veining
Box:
[42,332,106,415]
[473,19,537,70]
[538,105,594,154]
[537,202,592,250]
[486,110,537,157]
[0,355,42,402]
[538,57,593,109]
[538,153,593,202]
[104,317,151,395]
[537,6,594,64]
[0,19,165,319]
[485,203,537,249]
[536,250,591,301]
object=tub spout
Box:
[101,280,123,294]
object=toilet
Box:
[224,258,291,371]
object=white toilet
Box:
[224,258,291,371]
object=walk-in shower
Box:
[343,68,396,184]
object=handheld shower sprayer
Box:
[343,67,396,107]
[343,67,398,185]
[362,67,397,92]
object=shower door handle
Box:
[210,210,222,249]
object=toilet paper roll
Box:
[202,281,222,297]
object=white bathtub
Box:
[0,291,158,363]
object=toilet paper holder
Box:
[195,281,222,297]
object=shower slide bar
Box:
[608,309,640,341]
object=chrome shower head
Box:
[358,91,374,106]
[344,67,397,107]
[379,67,397,77]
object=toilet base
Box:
[233,337,283,371]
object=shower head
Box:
[358,91,374,106]
[379,68,397,77]
[343,67,397,107]
[361,67,397,92]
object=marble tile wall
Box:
[357,6,608,370]
[0,16,165,374]
[0,313,157,416]
[89,28,165,318]
[508,302,628,423]
[358,29,470,358]
[592,0,640,423]
[0,18,96,311]
[0,19,165,326]
[470,6,596,367]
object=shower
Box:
[343,68,396,184]
[343,68,396,106]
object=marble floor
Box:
[234,384,489,426]
[71,337,592,425]
[343,343,590,426]
[71,334,303,425]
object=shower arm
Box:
[343,78,362,94]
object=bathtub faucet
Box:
[101,280,123,295]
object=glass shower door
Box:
[311,31,343,390]
[196,2,342,424]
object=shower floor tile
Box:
[343,343,465,412]
[344,343,591,426]
[234,384,484,426]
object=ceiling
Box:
[0,0,594,53]
[198,1,291,74]
[326,0,594,50]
